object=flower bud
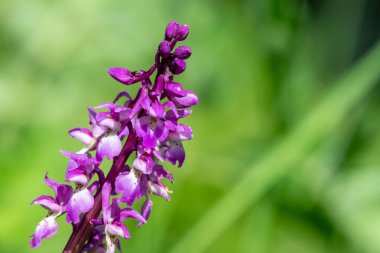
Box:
[176,25,189,41]
[174,91,199,108]
[165,21,179,40]
[153,74,166,95]
[169,58,186,75]
[159,40,171,58]
[107,68,134,85]
[173,46,192,59]
[165,81,186,97]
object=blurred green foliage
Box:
[1,0,380,252]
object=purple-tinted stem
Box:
[133,64,157,83]
[63,128,138,253]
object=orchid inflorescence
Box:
[30,21,198,253]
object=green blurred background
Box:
[1,0,380,252]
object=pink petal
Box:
[30,216,58,248]
[115,170,139,206]
[107,67,134,85]
[106,222,130,238]
[31,195,60,213]
[68,128,94,146]
[96,135,122,160]
[65,169,89,185]
[67,188,94,224]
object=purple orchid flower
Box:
[102,182,146,253]
[31,21,198,252]
[30,175,72,248]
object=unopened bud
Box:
[159,40,171,58]
[165,21,179,40]
[169,58,186,75]
[176,25,189,41]
[173,46,192,59]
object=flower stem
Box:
[63,128,138,253]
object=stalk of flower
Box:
[30,21,198,253]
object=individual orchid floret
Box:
[69,106,128,161]
[30,175,73,248]
[102,182,146,253]
[135,116,168,149]
[60,151,98,224]
[115,166,140,206]
[30,216,59,248]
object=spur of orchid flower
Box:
[30,20,198,253]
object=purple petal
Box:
[154,119,169,142]
[110,198,122,220]
[56,184,73,209]
[153,149,164,162]
[165,119,177,132]
[95,102,117,110]
[44,174,61,195]
[106,221,130,238]
[165,141,185,167]
[30,216,58,248]
[177,124,193,140]
[98,118,120,131]
[135,116,157,148]
[150,182,171,201]
[102,182,111,222]
[148,100,165,118]
[108,67,134,85]
[31,195,60,213]
[120,208,146,224]
[88,107,97,124]
[132,155,154,174]
[164,100,179,118]
[92,125,107,139]
[151,165,174,183]
[115,170,139,206]
[96,134,122,160]
[173,91,199,108]
[166,108,192,121]
[136,117,168,146]
[152,74,166,95]
[139,199,153,227]
[165,82,186,97]
[60,150,96,172]
[68,128,94,146]
[65,169,88,185]
[142,134,158,149]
